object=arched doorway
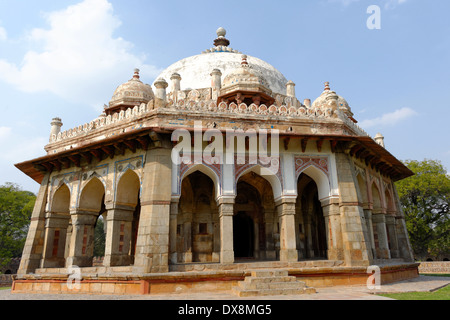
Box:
[109,169,141,266]
[176,170,219,263]
[296,173,328,260]
[235,172,277,261]
[42,184,71,268]
[69,177,105,268]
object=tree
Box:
[396,160,450,260]
[0,183,36,269]
[93,216,105,257]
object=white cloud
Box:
[359,107,417,128]
[0,0,161,109]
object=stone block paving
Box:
[0,275,448,300]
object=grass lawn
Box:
[379,284,450,300]
[0,287,11,291]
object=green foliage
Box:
[93,216,105,257]
[396,160,450,259]
[0,183,36,269]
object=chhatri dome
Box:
[107,68,154,115]
[154,27,288,95]
[312,81,355,122]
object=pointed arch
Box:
[181,164,222,200]
[384,186,396,214]
[371,182,382,213]
[236,164,282,201]
[51,183,71,214]
[356,173,369,208]
[116,169,141,208]
[79,177,105,212]
[297,165,331,201]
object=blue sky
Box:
[0,0,449,193]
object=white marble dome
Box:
[153,29,288,95]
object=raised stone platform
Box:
[11,260,419,296]
[418,261,450,274]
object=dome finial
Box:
[324,81,330,91]
[216,27,226,38]
[241,54,249,66]
[133,68,140,80]
[214,27,230,47]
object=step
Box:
[232,286,316,297]
[238,280,306,290]
[231,269,316,297]
[244,275,297,284]
[250,269,289,277]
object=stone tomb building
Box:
[13,29,418,295]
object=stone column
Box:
[211,69,222,101]
[133,147,172,273]
[170,73,181,103]
[154,78,168,108]
[372,213,391,259]
[286,80,296,98]
[276,198,298,262]
[183,220,193,263]
[40,212,70,268]
[303,215,314,258]
[18,174,51,275]
[253,220,260,259]
[50,117,63,142]
[103,205,135,267]
[392,185,415,262]
[169,201,179,264]
[334,152,373,267]
[385,215,399,258]
[363,209,377,259]
[66,210,98,268]
[218,197,235,264]
[321,199,344,261]
[264,208,277,260]
[395,216,414,261]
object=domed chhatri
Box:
[107,68,154,115]
[219,55,274,106]
[312,82,355,122]
[14,27,417,297]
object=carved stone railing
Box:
[50,98,369,145]
[50,103,149,143]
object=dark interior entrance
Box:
[233,211,254,258]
